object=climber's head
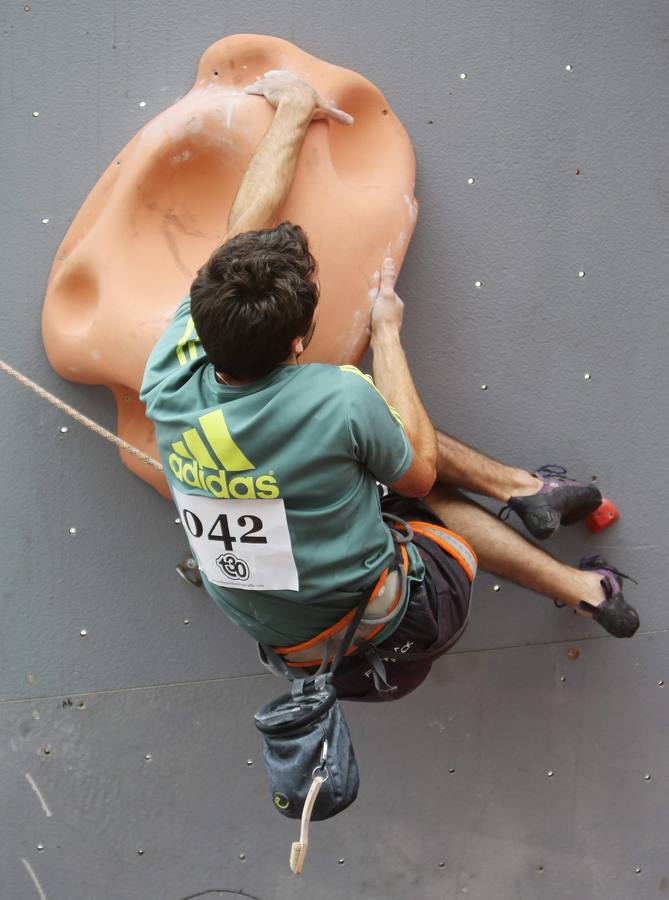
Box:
[190,221,319,381]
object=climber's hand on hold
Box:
[370,257,404,342]
[244,70,354,125]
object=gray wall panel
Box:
[2,635,667,899]
[1,0,666,896]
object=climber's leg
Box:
[434,430,602,539]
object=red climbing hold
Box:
[585,498,620,532]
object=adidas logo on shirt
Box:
[167,409,279,499]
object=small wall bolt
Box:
[584,372,591,380]
[37,844,44,851]
[338,858,346,865]
[139,100,147,108]
[659,680,664,686]
[577,270,586,278]
[32,111,40,117]
[492,584,500,591]
[60,426,68,434]
[635,868,642,875]
[448,767,455,774]
[459,72,467,80]
[467,177,476,185]
[239,853,246,860]
[174,517,181,525]
[145,753,152,760]
[137,849,144,856]
[80,629,88,637]
[68,527,77,535]
[565,64,573,72]
[41,217,49,224]
[474,280,482,288]
[547,770,554,777]
[481,384,488,391]
[247,759,254,766]
[644,774,651,781]
[183,619,190,625]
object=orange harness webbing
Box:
[271,519,478,669]
[272,543,409,668]
[407,521,478,583]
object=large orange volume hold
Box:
[42,35,418,496]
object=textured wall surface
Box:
[1,1,667,898]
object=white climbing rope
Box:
[0,359,164,472]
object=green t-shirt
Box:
[140,296,424,645]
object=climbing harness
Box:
[269,541,410,669]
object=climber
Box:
[140,70,639,702]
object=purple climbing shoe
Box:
[501,464,602,540]
[577,555,640,638]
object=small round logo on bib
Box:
[216,553,250,581]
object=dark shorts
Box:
[332,492,474,703]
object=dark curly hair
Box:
[189,222,319,379]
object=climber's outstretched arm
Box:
[226,71,352,240]
[370,258,438,497]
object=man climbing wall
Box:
[141,70,639,702]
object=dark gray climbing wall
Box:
[2,1,667,898]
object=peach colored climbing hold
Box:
[42,34,417,496]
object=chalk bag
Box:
[254,673,359,822]
[253,533,407,872]
[254,570,376,827]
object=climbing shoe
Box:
[577,555,640,638]
[500,464,602,540]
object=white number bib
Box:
[172,487,299,592]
